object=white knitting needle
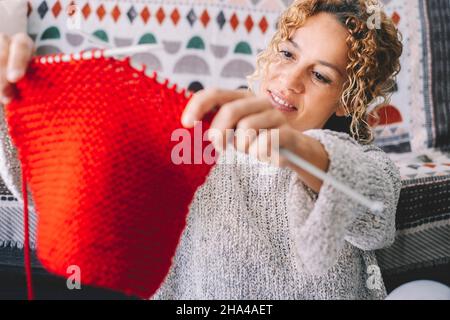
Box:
[279,148,384,214]
[37,44,175,94]
[103,44,163,58]
[72,29,114,49]
[226,137,384,214]
[42,44,163,63]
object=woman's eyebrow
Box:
[287,38,301,49]
[317,60,344,77]
[287,38,344,77]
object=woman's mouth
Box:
[267,90,298,113]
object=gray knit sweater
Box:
[151,129,401,300]
[0,117,401,299]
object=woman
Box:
[0,0,402,299]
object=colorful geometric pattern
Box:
[29,1,274,33]
[414,0,450,151]
[389,149,450,181]
[24,0,422,154]
[26,0,284,94]
[367,0,413,153]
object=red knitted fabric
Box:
[5,51,216,298]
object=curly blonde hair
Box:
[248,0,403,144]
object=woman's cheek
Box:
[266,62,283,81]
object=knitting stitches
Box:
[5,50,216,298]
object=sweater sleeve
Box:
[0,103,32,206]
[286,129,401,276]
[0,0,30,203]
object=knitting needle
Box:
[225,135,384,214]
[103,44,164,58]
[36,44,173,94]
[74,29,113,49]
[279,147,384,213]
[42,44,163,63]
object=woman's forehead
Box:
[288,13,349,66]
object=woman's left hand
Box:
[181,88,302,168]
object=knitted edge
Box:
[32,49,195,100]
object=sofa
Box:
[0,0,448,298]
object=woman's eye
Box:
[279,50,293,59]
[312,71,331,84]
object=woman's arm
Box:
[281,130,330,193]
[287,129,401,275]
[343,144,401,251]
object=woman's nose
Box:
[280,67,305,94]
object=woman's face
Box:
[260,12,350,132]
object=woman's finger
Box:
[247,128,276,165]
[235,108,285,132]
[6,33,34,83]
[209,95,272,134]
[181,88,252,128]
[233,108,286,153]
[247,125,295,167]
[0,34,11,104]
[208,95,273,151]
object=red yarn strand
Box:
[22,167,34,300]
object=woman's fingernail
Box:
[211,139,222,152]
[1,96,11,105]
[181,114,193,127]
[207,130,214,142]
[7,69,22,82]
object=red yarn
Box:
[5,51,217,298]
[22,166,33,300]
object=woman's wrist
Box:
[283,129,330,193]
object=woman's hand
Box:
[181,88,330,192]
[0,32,35,105]
[182,88,301,167]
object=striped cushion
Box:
[377,150,450,286]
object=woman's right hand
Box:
[0,32,35,105]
